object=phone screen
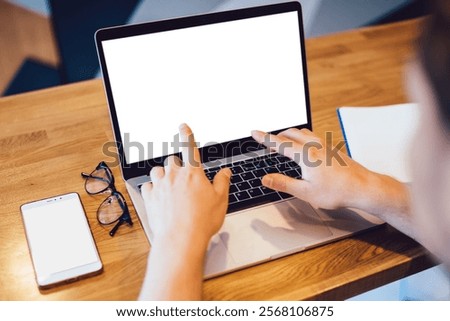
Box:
[21,193,102,287]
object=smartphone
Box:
[20,192,103,288]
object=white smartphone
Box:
[20,192,103,288]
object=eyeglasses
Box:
[81,161,133,236]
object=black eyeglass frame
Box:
[81,161,133,237]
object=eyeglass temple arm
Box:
[109,219,123,237]
[109,200,133,237]
[109,211,133,237]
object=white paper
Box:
[338,103,420,183]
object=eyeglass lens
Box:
[98,193,126,225]
[84,167,112,194]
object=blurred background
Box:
[1,0,448,301]
[1,0,427,97]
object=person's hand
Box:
[251,128,380,210]
[141,123,231,250]
[139,124,231,300]
[252,127,413,249]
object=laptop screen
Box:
[97,3,311,175]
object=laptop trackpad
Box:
[221,198,333,265]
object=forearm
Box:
[350,170,416,239]
[139,236,208,301]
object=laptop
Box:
[95,1,383,278]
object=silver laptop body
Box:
[96,1,383,278]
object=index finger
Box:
[251,130,305,167]
[179,123,201,168]
[278,128,320,145]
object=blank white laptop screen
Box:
[102,11,307,163]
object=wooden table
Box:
[0,18,434,300]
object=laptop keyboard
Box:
[138,154,302,214]
[206,154,301,214]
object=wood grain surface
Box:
[0,18,435,301]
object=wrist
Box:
[349,169,410,217]
[151,231,210,260]
[142,230,209,301]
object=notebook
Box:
[338,103,420,183]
